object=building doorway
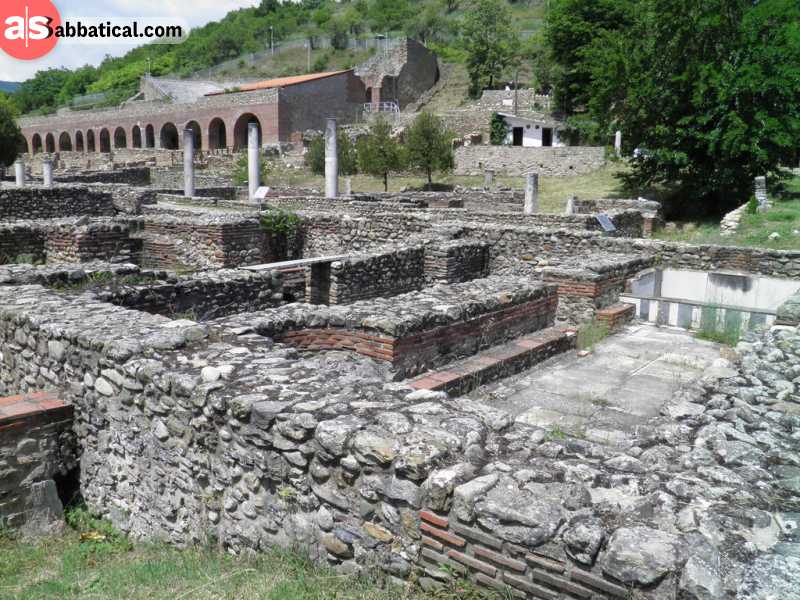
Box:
[542,128,553,147]
[512,127,523,146]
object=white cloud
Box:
[0,0,258,81]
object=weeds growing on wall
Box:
[259,209,302,237]
[576,319,609,351]
[695,306,742,346]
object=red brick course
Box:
[0,392,71,426]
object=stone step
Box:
[407,326,576,396]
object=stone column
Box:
[343,177,352,196]
[248,122,260,201]
[42,159,54,188]
[524,173,539,215]
[565,195,576,215]
[14,159,25,187]
[484,169,494,189]
[325,118,338,199]
[183,129,195,198]
[614,130,622,156]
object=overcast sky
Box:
[0,0,259,81]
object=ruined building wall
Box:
[0,187,116,221]
[454,146,606,177]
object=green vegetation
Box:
[461,0,520,97]
[576,319,610,352]
[546,0,800,212]
[0,94,23,167]
[1,505,506,600]
[489,112,509,146]
[260,209,303,236]
[233,153,270,186]
[11,1,551,116]
[357,115,405,191]
[404,112,455,186]
[306,132,358,176]
[695,307,742,346]
[655,176,800,251]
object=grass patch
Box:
[1,506,507,600]
[694,306,742,347]
[576,319,610,351]
[655,175,800,251]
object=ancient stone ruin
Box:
[1,168,799,600]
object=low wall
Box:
[0,391,76,531]
[326,248,426,305]
[217,277,558,378]
[425,240,490,284]
[454,146,606,177]
[95,269,286,320]
[55,167,151,186]
[45,221,139,264]
[0,186,116,220]
[0,222,47,264]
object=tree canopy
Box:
[357,116,404,191]
[547,0,800,210]
[405,112,454,186]
[0,94,23,167]
[461,0,520,97]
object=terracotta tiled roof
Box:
[205,70,351,96]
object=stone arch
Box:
[114,127,127,149]
[160,122,179,149]
[86,130,96,152]
[31,133,42,154]
[208,117,227,150]
[145,124,155,148]
[132,125,142,148]
[233,113,261,151]
[99,128,111,153]
[45,133,56,153]
[58,132,72,152]
[185,120,202,151]
[75,131,85,152]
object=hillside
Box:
[0,82,21,94]
[10,0,547,116]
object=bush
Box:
[745,196,758,215]
[304,132,357,176]
[489,112,508,145]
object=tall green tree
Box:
[580,0,800,211]
[461,0,520,97]
[305,133,358,176]
[405,112,454,187]
[545,0,636,115]
[357,116,403,191]
[0,95,23,167]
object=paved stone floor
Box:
[471,324,724,447]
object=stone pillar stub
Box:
[42,159,54,188]
[565,195,576,215]
[524,173,539,215]
[343,177,352,196]
[248,123,260,201]
[614,130,622,156]
[183,129,195,198]
[484,169,494,189]
[14,159,25,187]
[325,118,338,199]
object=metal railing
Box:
[363,102,400,114]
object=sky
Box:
[0,0,259,81]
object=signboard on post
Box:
[595,213,617,233]
[254,187,271,200]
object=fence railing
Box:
[363,102,400,114]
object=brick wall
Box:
[0,223,47,264]
[424,241,490,284]
[0,392,76,530]
[45,223,140,264]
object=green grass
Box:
[654,176,800,250]
[265,162,629,214]
[576,319,610,351]
[0,507,505,600]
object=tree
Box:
[357,116,403,191]
[461,0,520,97]
[405,112,454,187]
[0,95,23,167]
[545,0,636,115]
[305,132,358,176]
[490,112,509,145]
[576,0,800,212]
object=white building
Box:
[496,113,565,147]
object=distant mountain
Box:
[0,81,21,93]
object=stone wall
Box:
[0,392,77,531]
[327,248,427,305]
[0,187,116,221]
[0,222,47,263]
[218,277,558,378]
[454,146,606,177]
[45,221,140,264]
[55,167,151,186]
[1,282,797,599]
[424,240,490,284]
[95,269,286,321]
